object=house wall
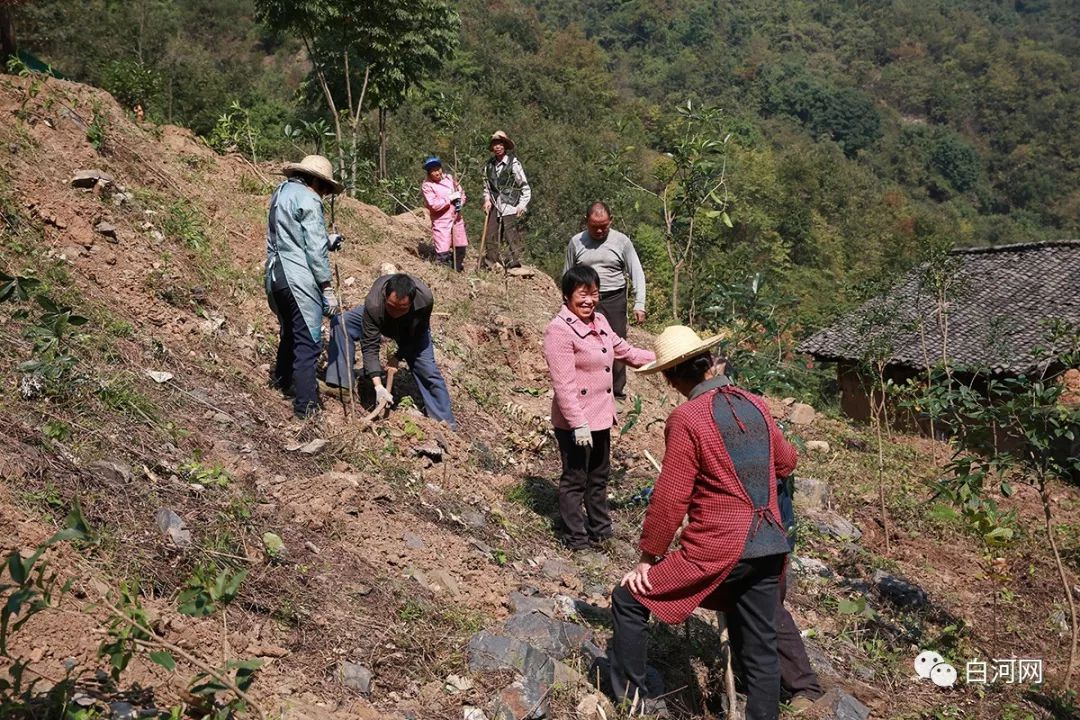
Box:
[836,361,927,432]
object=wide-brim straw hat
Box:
[634,325,727,375]
[282,154,344,194]
[489,130,515,151]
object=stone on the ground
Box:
[506,267,536,278]
[428,568,461,596]
[468,631,531,673]
[445,673,474,694]
[540,557,576,580]
[109,701,137,720]
[871,569,928,609]
[71,169,114,188]
[813,688,870,720]
[553,594,577,619]
[338,661,373,693]
[413,443,443,462]
[494,677,545,719]
[812,510,862,541]
[803,638,838,677]
[403,530,427,550]
[576,693,615,719]
[464,708,488,720]
[154,508,192,549]
[794,476,831,513]
[792,555,833,579]
[147,370,173,384]
[805,440,831,453]
[503,611,592,660]
[88,459,132,484]
[94,221,118,240]
[262,532,286,557]
[787,402,816,425]
[298,438,327,455]
[508,592,556,616]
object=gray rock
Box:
[540,557,576,580]
[469,631,556,719]
[154,508,192,549]
[458,508,487,529]
[872,569,928,609]
[464,708,488,720]
[413,443,443,462]
[88,459,132,484]
[792,555,833,579]
[802,638,838,677]
[805,440,831,453]
[811,510,862,541]
[503,611,592,660]
[71,169,114,188]
[109,701,137,720]
[813,688,870,720]
[787,402,816,425]
[794,476,831,513]
[508,592,556,616]
[338,661,372,693]
[403,531,426,550]
[94,222,118,240]
[299,438,326,455]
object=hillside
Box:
[0,73,1078,720]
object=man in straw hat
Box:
[265,154,344,419]
[481,130,531,269]
[608,326,797,720]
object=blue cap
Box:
[422,156,442,171]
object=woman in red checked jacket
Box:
[542,265,655,551]
[609,325,797,720]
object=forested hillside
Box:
[12,0,1080,331]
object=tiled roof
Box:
[797,241,1080,373]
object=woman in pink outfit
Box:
[421,156,467,272]
[542,264,655,550]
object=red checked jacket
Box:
[542,305,655,431]
[633,382,798,624]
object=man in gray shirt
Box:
[563,202,647,397]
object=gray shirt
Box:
[563,229,647,311]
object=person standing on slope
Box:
[481,130,530,269]
[264,154,343,420]
[421,155,468,272]
[564,201,648,399]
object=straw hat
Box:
[489,130,515,151]
[282,154,344,194]
[634,325,727,375]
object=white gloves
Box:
[374,384,394,406]
[323,289,340,315]
[448,191,462,202]
[573,425,592,447]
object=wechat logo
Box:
[914,650,957,688]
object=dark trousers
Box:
[271,285,320,419]
[777,571,823,699]
[484,210,525,268]
[554,427,611,549]
[610,554,785,720]
[596,287,629,396]
[434,247,466,272]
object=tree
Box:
[621,101,733,321]
[256,0,459,188]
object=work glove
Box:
[327,232,344,251]
[374,384,394,406]
[573,424,592,448]
[322,289,340,316]
[448,191,461,202]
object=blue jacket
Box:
[264,179,332,343]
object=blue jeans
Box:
[341,317,457,429]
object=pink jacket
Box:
[422,175,468,253]
[542,305,655,431]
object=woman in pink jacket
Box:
[421,156,467,271]
[543,264,655,550]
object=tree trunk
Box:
[1043,483,1078,689]
[377,107,387,180]
[0,7,16,61]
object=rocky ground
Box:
[0,74,1077,720]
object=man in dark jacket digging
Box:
[342,272,457,430]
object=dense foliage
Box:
[10,0,1080,337]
